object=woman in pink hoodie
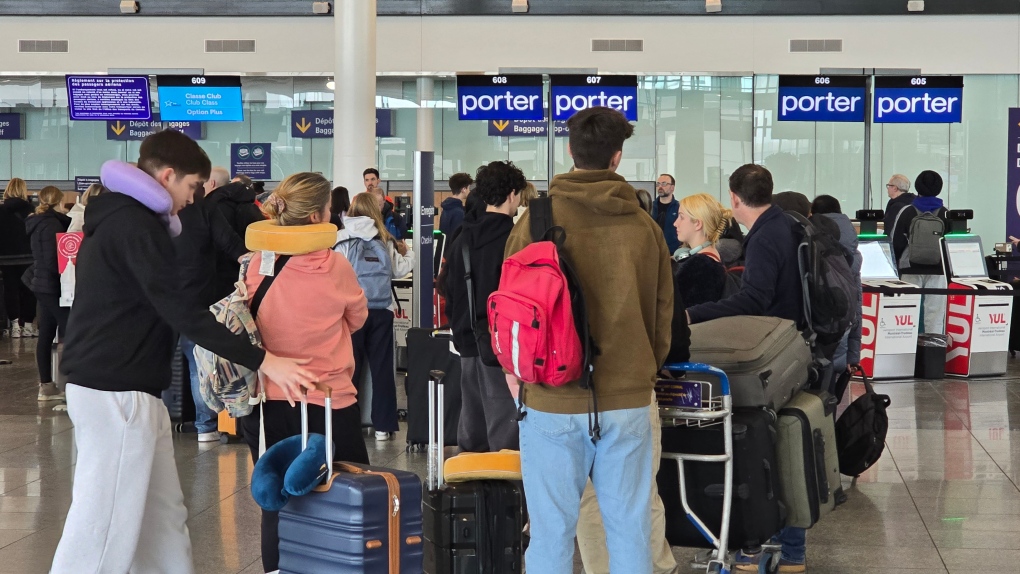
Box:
[238,172,369,574]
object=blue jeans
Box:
[776,527,806,563]
[179,337,217,434]
[519,405,652,574]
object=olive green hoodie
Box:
[505,169,674,414]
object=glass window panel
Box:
[755,75,815,196]
[949,75,1018,245]
[68,118,125,178]
[12,107,68,180]
[0,141,11,180]
[815,122,865,215]
[440,80,507,180]
[720,76,755,199]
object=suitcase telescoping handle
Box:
[300,383,334,470]
[427,370,446,490]
[662,362,730,396]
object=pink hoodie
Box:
[245,249,368,409]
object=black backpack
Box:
[787,212,856,348]
[835,366,891,477]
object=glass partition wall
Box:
[0,74,1016,241]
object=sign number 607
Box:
[586,76,602,84]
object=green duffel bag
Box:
[776,389,843,528]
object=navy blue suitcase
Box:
[277,389,424,573]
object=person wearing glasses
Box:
[651,174,681,255]
[882,174,914,238]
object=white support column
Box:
[416,77,435,152]
[333,0,377,190]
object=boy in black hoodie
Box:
[51,130,317,574]
[442,161,523,452]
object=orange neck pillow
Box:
[245,220,338,255]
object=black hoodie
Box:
[25,209,71,295]
[173,198,247,307]
[205,182,264,299]
[61,192,265,397]
[0,197,32,256]
[443,210,515,357]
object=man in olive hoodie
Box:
[505,107,674,573]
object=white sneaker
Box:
[10,324,21,339]
[37,382,65,402]
[375,431,393,441]
[23,324,37,338]
[198,432,221,443]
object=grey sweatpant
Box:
[457,356,520,452]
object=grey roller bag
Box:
[689,315,813,410]
[776,389,842,528]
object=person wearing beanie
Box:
[890,170,950,334]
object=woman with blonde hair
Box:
[334,192,414,441]
[1,177,37,338]
[25,186,71,400]
[67,183,104,233]
[672,193,733,307]
[239,172,370,573]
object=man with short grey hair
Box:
[204,166,231,195]
[882,173,914,236]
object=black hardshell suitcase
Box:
[422,370,523,574]
[278,385,424,574]
[406,328,462,451]
[657,407,786,550]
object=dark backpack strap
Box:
[529,196,554,243]
[249,255,291,319]
[461,240,478,330]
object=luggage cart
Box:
[659,362,781,574]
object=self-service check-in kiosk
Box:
[859,241,923,379]
[944,236,1013,377]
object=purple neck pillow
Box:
[100,160,182,237]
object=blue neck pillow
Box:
[251,433,332,512]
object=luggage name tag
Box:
[654,379,703,409]
[259,250,276,276]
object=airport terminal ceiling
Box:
[0,0,1018,16]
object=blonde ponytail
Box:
[262,173,331,226]
[680,193,731,245]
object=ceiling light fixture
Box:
[312,2,332,15]
[706,0,722,13]
[907,1,924,11]
[511,0,529,14]
[119,1,139,14]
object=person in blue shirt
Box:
[651,174,681,255]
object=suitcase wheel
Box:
[397,409,408,421]
[406,442,427,453]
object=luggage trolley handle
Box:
[427,370,446,490]
[662,362,731,397]
[300,383,335,470]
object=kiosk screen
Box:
[860,241,899,280]
[946,241,987,278]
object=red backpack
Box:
[487,197,601,437]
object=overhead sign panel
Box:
[157,75,244,122]
[550,75,638,121]
[873,76,963,123]
[66,75,152,121]
[777,75,867,122]
[456,75,544,121]
[487,119,569,137]
[0,113,24,140]
[1006,108,1020,240]
[106,114,203,141]
[291,109,394,138]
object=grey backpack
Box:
[894,206,944,267]
[335,237,393,309]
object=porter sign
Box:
[777,75,866,122]
[873,76,963,123]
[456,75,544,121]
[550,75,638,121]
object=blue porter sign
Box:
[550,75,638,121]
[873,76,963,123]
[777,75,867,122]
[456,75,544,121]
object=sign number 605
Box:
[911,77,927,86]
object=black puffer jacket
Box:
[0,197,32,256]
[173,198,247,307]
[205,182,264,299]
[25,209,71,295]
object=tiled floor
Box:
[2,335,1020,573]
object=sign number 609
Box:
[191,77,207,85]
